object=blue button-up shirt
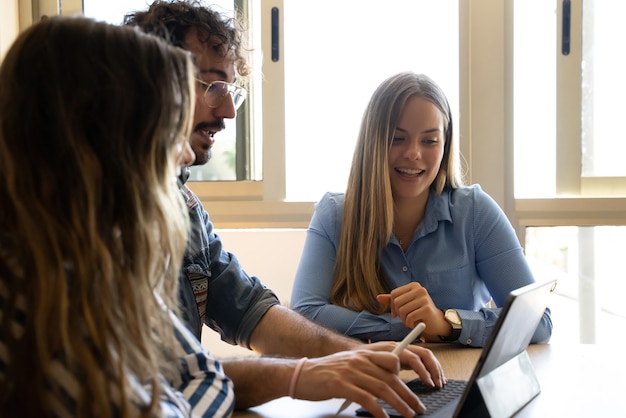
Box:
[291,184,552,347]
[178,184,280,346]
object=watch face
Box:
[445,309,462,327]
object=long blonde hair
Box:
[330,72,464,314]
[0,16,195,417]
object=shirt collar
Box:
[417,187,454,238]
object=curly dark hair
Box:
[123,0,250,80]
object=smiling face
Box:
[388,96,446,201]
[184,28,238,166]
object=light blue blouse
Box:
[291,185,552,347]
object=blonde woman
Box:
[0,16,232,417]
[291,72,552,347]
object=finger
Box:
[377,293,397,317]
[339,387,389,418]
[368,343,447,389]
[397,348,433,387]
[396,300,424,326]
[401,346,446,388]
[394,288,427,310]
[363,341,397,353]
[390,282,423,298]
[376,294,391,305]
[405,309,427,329]
[376,376,425,417]
[349,370,425,418]
[322,352,423,417]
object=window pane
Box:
[525,226,626,343]
[83,0,146,24]
[581,0,626,177]
[513,0,556,198]
[282,0,458,202]
[82,0,243,181]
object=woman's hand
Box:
[377,282,451,341]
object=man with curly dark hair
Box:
[125,2,446,415]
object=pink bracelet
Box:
[289,357,308,399]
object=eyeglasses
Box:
[195,79,247,110]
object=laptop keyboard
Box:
[355,378,467,417]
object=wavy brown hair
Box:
[330,72,465,314]
[0,16,195,417]
[124,0,251,81]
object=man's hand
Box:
[294,350,425,418]
[361,341,446,389]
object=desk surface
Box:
[233,343,626,417]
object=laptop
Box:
[355,279,556,418]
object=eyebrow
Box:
[395,127,443,134]
[198,68,237,84]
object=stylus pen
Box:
[335,322,427,416]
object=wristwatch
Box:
[439,309,462,341]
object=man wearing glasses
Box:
[125,1,445,415]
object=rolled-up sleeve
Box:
[181,185,280,348]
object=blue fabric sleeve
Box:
[201,208,280,348]
[290,193,403,341]
[181,186,280,348]
[456,186,553,346]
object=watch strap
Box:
[439,327,461,341]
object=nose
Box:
[213,94,237,120]
[403,138,422,160]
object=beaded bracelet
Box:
[288,357,308,399]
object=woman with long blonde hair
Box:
[0,16,233,417]
[291,72,552,347]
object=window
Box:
[83,0,248,182]
[18,0,626,342]
[279,0,459,201]
[514,0,626,343]
[525,226,626,343]
[35,0,459,222]
[513,0,556,198]
[514,0,626,198]
[580,1,626,179]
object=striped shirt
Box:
[0,271,235,417]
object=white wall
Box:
[200,228,307,358]
[0,0,19,61]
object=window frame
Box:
[514,0,626,244]
[13,0,626,230]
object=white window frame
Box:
[10,0,626,230]
[514,0,626,243]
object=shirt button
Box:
[402,266,408,272]
[466,339,472,345]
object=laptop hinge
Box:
[456,350,540,417]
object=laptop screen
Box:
[474,279,555,379]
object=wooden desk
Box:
[233,343,626,417]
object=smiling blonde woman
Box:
[291,71,553,348]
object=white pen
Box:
[335,322,427,416]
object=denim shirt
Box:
[290,184,552,347]
[178,184,279,347]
